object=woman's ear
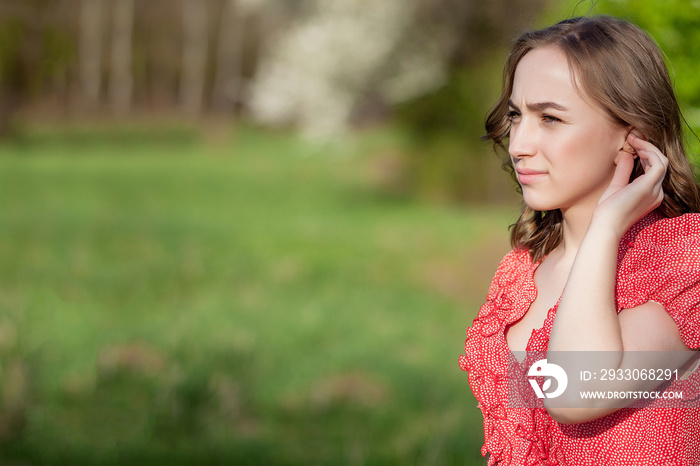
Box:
[621,138,636,157]
[617,127,649,162]
[615,127,637,165]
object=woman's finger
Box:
[627,133,668,166]
[627,135,667,176]
[634,147,666,176]
[610,151,636,189]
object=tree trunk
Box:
[212,0,244,113]
[80,0,104,109]
[179,0,209,115]
[109,0,134,115]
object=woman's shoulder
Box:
[492,248,534,280]
[497,248,532,268]
[619,211,700,273]
[484,248,536,298]
[617,212,700,349]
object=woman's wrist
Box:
[587,211,627,244]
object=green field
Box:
[0,125,515,465]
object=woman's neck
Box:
[556,203,597,263]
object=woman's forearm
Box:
[548,215,623,355]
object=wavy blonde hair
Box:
[484,15,700,262]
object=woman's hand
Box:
[593,133,668,237]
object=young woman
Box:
[459,16,700,465]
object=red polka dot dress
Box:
[459,211,700,466]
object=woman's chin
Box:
[522,195,557,213]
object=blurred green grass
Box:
[0,124,515,465]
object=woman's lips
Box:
[516,168,547,184]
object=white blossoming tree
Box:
[248,0,449,141]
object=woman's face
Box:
[508,45,629,215]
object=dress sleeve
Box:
[618,215,700,349]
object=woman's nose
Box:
[508,120,537,159]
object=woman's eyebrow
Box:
[507,99,568,112]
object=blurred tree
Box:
[179,0,209,115]
[80,0,104,110]
[212,0,244,113]
[0,15,24,137]
[109,0,134,115]
[134,0,180,109]
[0,1,46,137]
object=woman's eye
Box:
[506,110,520,121]
[542,114,561,123]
